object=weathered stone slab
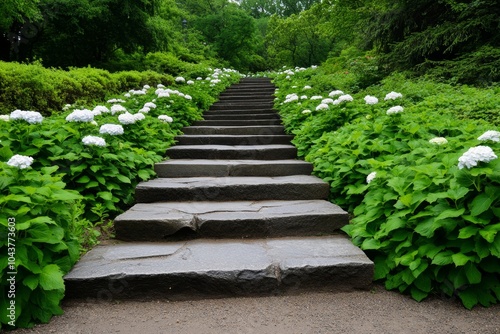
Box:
[210,102,274,111]
[114,200,348,240]
[174,135,293,146]
[64,235,373,299]
[182,126,285,135]
[202,113,280,120]
[193,119,280,126]
[165,144,297,160]
[135,175,330,202]
[203,109,276,115]
[154,159,312,177]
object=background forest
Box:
[1,0,499,85]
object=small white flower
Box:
[132,90,146,95]
[478,130,500,142]
[184,95,192,100]
[124,93,131,98]
[66,109,94,122]
[458,146,497,169]
[133,113,145,121]
[157,84,165,88]
[187,80,194,85]
[364,95,379,105]
[82,135,106,147]
[139,107,150,114]
[302,110,312,114]
[158,115,173,123]
[93,106,109,114]
[143,84,150,90]
[311,65,317,69]
[429,137,448,145]
[118,112,137,125]
[384,91,403,100]
[300,95,308,100]
[0,115,9,121]
[196,77,202,80]
[284,94,299,103]
[328,90,344,97]
[303,85,311,90]
[316,103,329,111]
[157,90,170,98]
[111,105,127,115]
[107,98,126,104]
[310,95,323,100]
[7,154,34,169]
[336,94,354,103]
[91,120,98,126]
[386,106,404,115]
[366,172,377,184]
[100,124,124,135]
[144,102,156,109]
[63,104,72,111]
[321,98,335,104]
[175,76,186,83]
[10,110,44,124]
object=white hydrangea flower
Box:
[124,93,131,98]
[196,77,202,80]
[111,105,127,115]
[478,130,500,142]
[184,94,192,100]
[284,94,299,103]
[366,172,377,184]
[429,137,448,145]
[384,91,403,100]
[175,76,186,83]
[63,104,72,111]
[157,84,165,88]
[118,112,137,125]
[143,84,150,90]
[328,90,344,97]
[458,146,497,169]
[107,98,126,103]
[311,65,318,69]
[0,115,10,121]
[99,124,124,135]
[66,109,94,122]
[10,110,44,124]
[93,106,110,114]
[82,135,106,147]
[139,107,150,114]
[302,110,312,114]
[321,98,335,104]
[158,115,173,123]
[387,106,404,115]
[7,154,34,169]
[316,103,329,111]
[187,80,194,85]
[364,95,379,105]
[303,86,312,90]
[210,79,221,84]
[336,94,354,103]
[131,90,146,95]
[157,90,170,98]
[310,95,323,100]
[300,95,308,100]
[134,113,145,121]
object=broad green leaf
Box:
[410,286,428,302]
[23,275,39,290]
[75,175,91,183]
[116,174,131,184]
[452,253,470,266]
[470,193,494,216]
[458,289,479,309]
[432,251,454,265]
[458,225,479,239]
[39,264,64,290]
[413,274,432,293]
[464,262,482,284]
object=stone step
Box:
[217,96,275,102]
[203,109,276,115]
[154,159,313,177]
[219,89,275,96]
[210,102,274,111]
[193,119,281,126]
[165,144,297,160]
[182,126,286,135]
[174,135,293,146]
[64,235,374,300]
[202,113,280,120]
[114,200,349,240]
[135,175,330,203]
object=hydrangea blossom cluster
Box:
[93,106,109,114]
[310,95,323,100]
[316,103,329,111]
[384,91,403,100]
[118,112,144,125]
[63,104,72,111]
[333,94,353,104]
[429,137,448,145]
[129,89,146,96]
[364,95,379,105]
[187,80,194,85]
[366,172,377,184]
[321,98,335,104]
[387,106,404,115]
[107,98,126,104]
[303,85,312,90]
[328,90,344,97]
[458,146,497,169]
[0,115,10,121]
[139,107,150,114]
[66,109,94,122]
[300,95,308,100]
[7,154,34,169]
[82,135,106,147]
[158,115,173,123]
[111,105,127,115]
[175,77,186,83]
[144,102,156,109]
[478,130,500,142]
[284,94,299,103]
[99,124,124,135]
[10,110,44,124]
[302,110,312,114]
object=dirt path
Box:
[12,284,499,334]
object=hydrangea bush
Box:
[271,66,500,309]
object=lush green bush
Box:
[272,66,500,309]
[0,66,242,329]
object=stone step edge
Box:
[64,235,374,300]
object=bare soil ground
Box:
[11,284,499,334]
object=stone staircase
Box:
[64,78,373,300]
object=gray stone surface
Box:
[155,159,313,177]
[210,102,274,111]
[114,200,348,240]
[165,144,297,160]
[135,175,330,202]
[182,126,286,135]
[64,235,373,299]
[203,109,275,115]
[193,119,280,126]
[202,113,279,120]
[174,134,293,146]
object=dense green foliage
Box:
[0,67,241,329]
[272,66,500,309]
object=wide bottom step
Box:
[64,235,374,300]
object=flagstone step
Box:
[114,200,348,240]
[135,175,330,203]
[192,119,280,126]
[210,102,274,110]
[220,89,275,96]
[174,135,293,146]
[154,159,313,177]
[203,109,276,115]
[165,144,297,160]
[182,126,286,135]
[202,113,280,120]
[64,235,374,300]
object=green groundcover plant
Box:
[0,68,242,329]
[271,66,500,309]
